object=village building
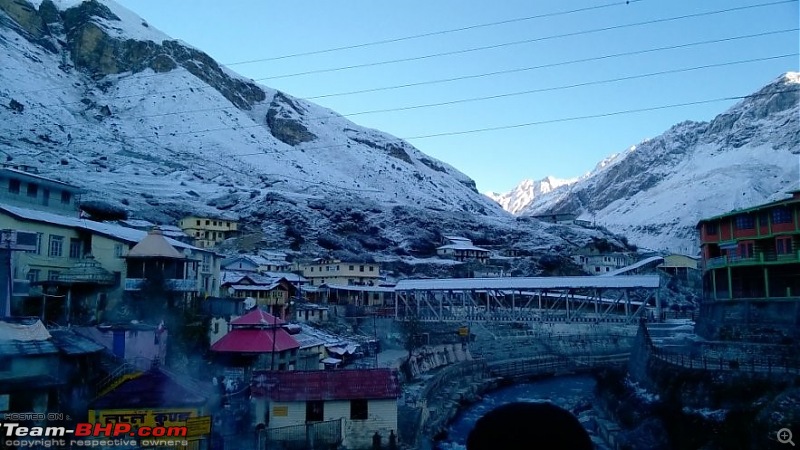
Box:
[293,302,329,324]
[297,258,381,287]
[178,215,238,249]
[657,253,700,282]
[695,190,800,341]
[0,200,221,322]
[320,284,395,309]
[221,253,292,273]
[89,368,212,447]
[118,219,193,244]
[210,309,300,372]
[572,248,636,274]
[436,236,490,264]
[529,212,578,224]
[0,167,84,214]
[252,368,400,450]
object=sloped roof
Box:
[231,309,285,326]
[254,369,400,402]
[127,229,184,259]
[90,369,207,409]
[437,243,490,252]
[210,328,299,353]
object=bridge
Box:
[394,275,661,324]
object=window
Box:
[47,270,60,281]
[8,179,19,194]
[0,357,10,372]
[114,243,124,258]
[201,254,211,272]
[369,266,374,272]
[310,267,314,272]
[205,220,210,225]
[738,241,754,258]
[60,191,71,204]
[42,189,49,206]
[359,265,364,272]
[48,235,64,257]
[350,399,368,420]
[773,207,793,224]
[734,215,755,230]
[776,237,793,255]
[26,183,38,198]
[595,267,600,272]
[25,233,42,255]
[196,220,200,226]
[213,322,219,334]
[69,238,82,259]
[306,401,324,422]
[705,222,718,235]
[26,269,40,283]
[336,265,340,270]
[349,265,354,271]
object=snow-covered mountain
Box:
[490,73,800,253]
[485,176,576,215]
[0,0,613,259]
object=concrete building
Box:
[696,190,800,341]
[436,236,490,263]
[573,250,635,274]
[0,167,83,214]
[178,215,238,249]
[297,258,380,287]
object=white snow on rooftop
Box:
[394,275,660,291]
[602,256,665,276]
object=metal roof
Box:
[394,275,660,291]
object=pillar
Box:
[727,266,733,300]
[764,267,770,299]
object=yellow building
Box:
[0,202,221,322]
[297,259,380,286]
[178,215,238,248]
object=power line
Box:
[303,28,798,100]
[63,88,799,151]
[223,0,645,66]
[254,0,796,81]
[21,28,795,113]
[52,53,796,129]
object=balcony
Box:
[704,251,800,271]
[124,278,198,292]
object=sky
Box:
[114,0,799,194]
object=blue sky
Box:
[115,0,798,194]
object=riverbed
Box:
[432,374,610,450]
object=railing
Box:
[704,251,800,271]
[258,419,342,450]
[124,278,198,291]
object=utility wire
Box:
[254,0,796,80]
[304,28,798,100]
[223,0,646,66]
[63,88,800,149]
[20,28,795,110]
[51,53,796,129]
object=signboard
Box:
[185,416,212,438]
[272,406,288,417]
[90,408,199,428]
[458,326,469,337]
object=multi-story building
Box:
[0,167,84,215]
[572,250,635,274]
[178,215,238,248]
[297,258,380,286]
[696,190,800,340]
[436,236,490,264]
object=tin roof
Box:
[90,369,207,409]
[253,368,400,402]
[230,309,285,326]
[210,328,299,353]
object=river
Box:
[432,374,610,450]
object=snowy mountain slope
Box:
[492,73,800,252]
[0,0,612,259]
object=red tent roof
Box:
[231,309,285,326]
[252,368,400,401]
[210,328,299,353]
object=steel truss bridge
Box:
[394,275,661,324]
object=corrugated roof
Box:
[253,368,399,402]
[231,309,285,326]
[322,284,395,293]
[210,328,299,353]
[0,339,58,356]
[437,243,490,252]
[394,275,660,291]
[49,330,105,355]
[90,369,207,409]
[0,203,202,252]
[127,229,185,259]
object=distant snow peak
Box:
[486,175,576,215]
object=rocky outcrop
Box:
[265,92,316,145]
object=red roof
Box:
[251,368,400,401]
[210,328,299,353]
[231,309,285,326]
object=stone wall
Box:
[695,299,800,343]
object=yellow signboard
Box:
[90,408,199,428]
[185,416,212,437]
[458,326,469,337]
[272,405,289,417]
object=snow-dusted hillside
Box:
[491,73,800,253]
[0,0,614,259]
